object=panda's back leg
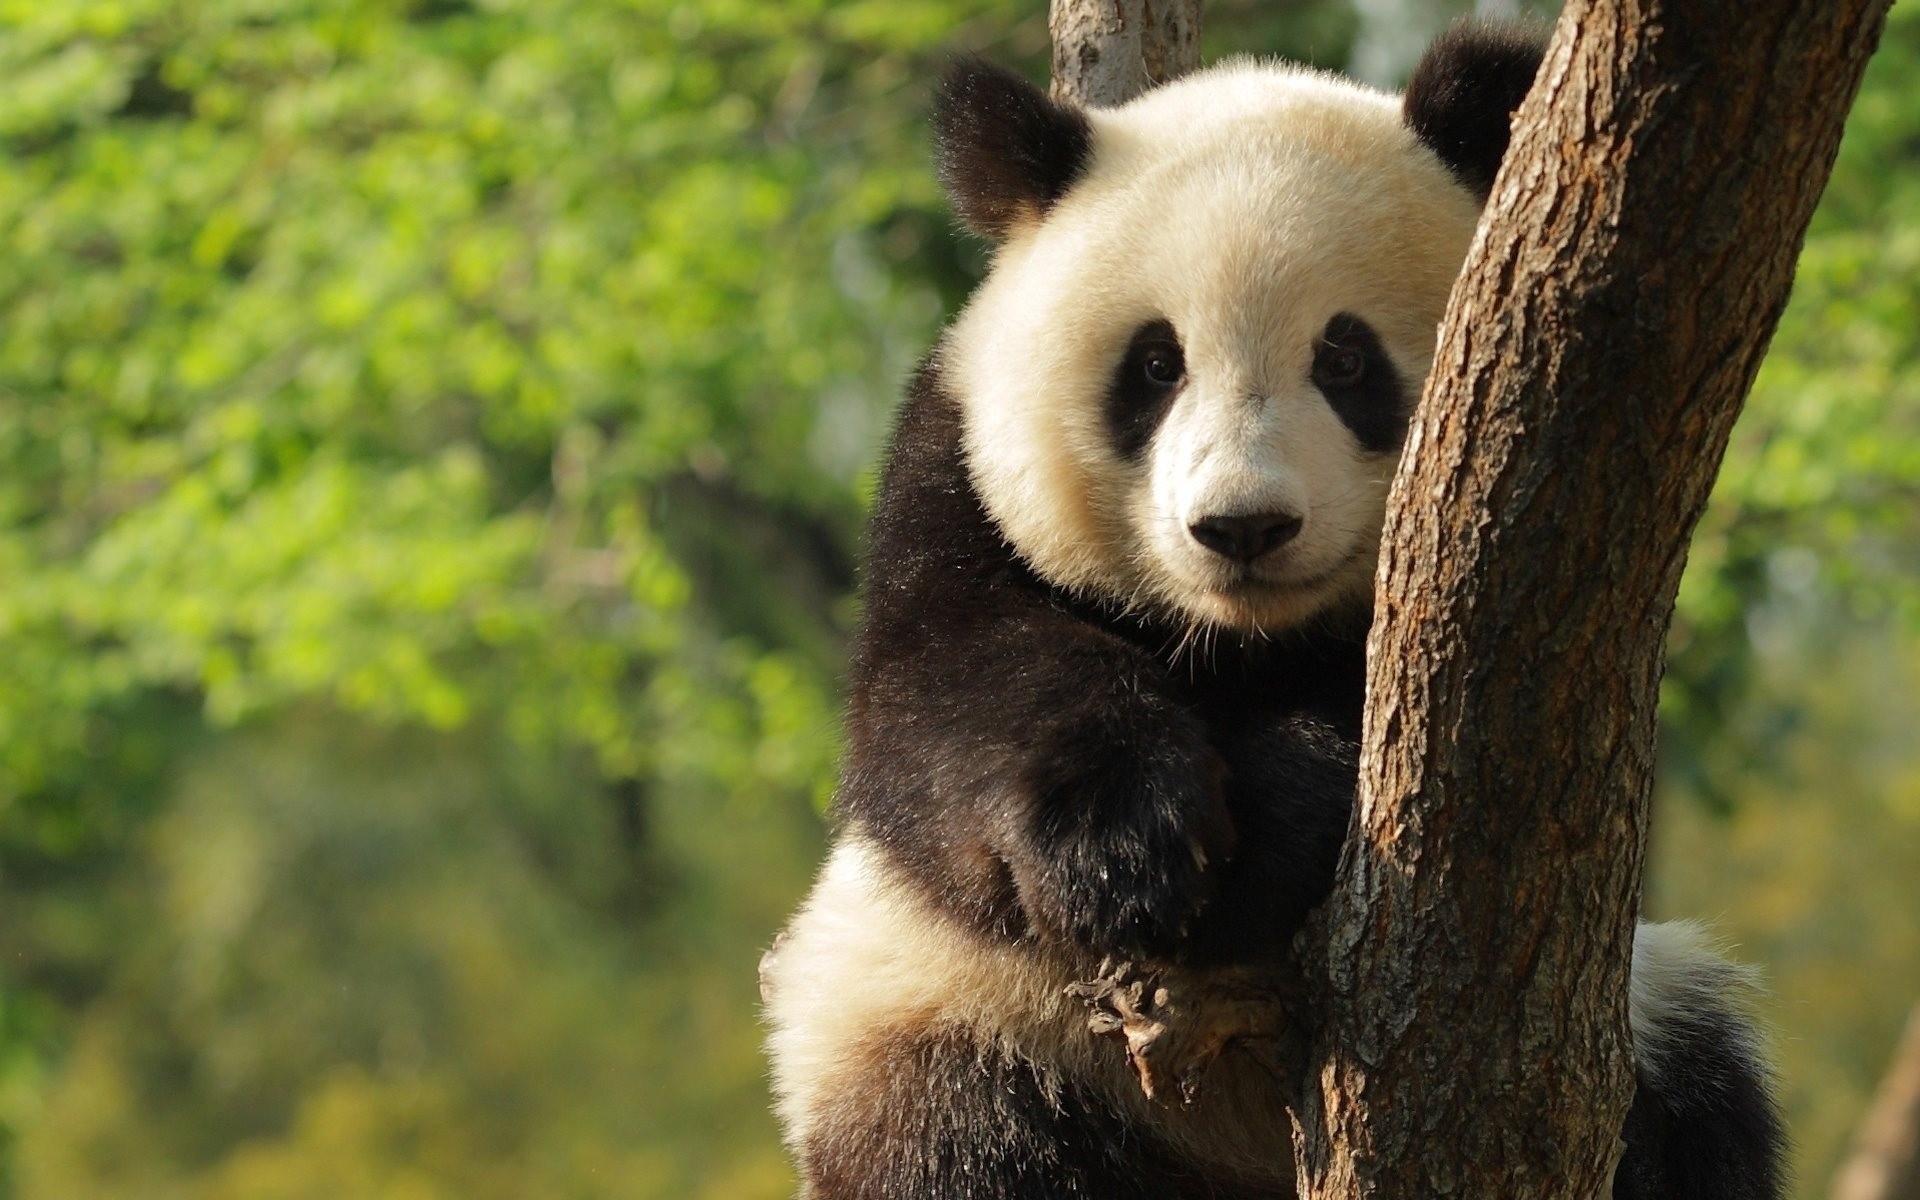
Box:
[796,1021,1287,1200]
[1614,921,1787,1200]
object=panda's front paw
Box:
[1024,736,1235,962]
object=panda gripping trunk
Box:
[755,12,1852,1197]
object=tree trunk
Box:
[1290,2,1889,1197]
[1048,0,1204,106]
[1833,1004,1920,1200]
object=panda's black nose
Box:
[1188,511,1304,564]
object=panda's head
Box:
[936,25,1544,636]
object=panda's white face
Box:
[944,64,1484,635]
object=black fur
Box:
[1615,1016,1788,1200]
[933,59,1094,238]
[839,361,1361,965]
[1403,20,1549,197]
[1312,313,1410,454]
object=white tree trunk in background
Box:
[1346,0,1452,85]
[1349,0,1527,87]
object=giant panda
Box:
[762,22,1786,1200]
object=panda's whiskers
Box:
[1165,619,1201,675]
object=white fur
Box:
[944,59,1484,633]
[762,831,1297,1185]
[1629,919,1767,1086]
[760,833,1081,1145]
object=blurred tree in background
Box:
[0,1,1913,1197]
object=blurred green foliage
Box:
[0,1,1914,1197]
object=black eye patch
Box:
[1107,319,1185,460]
[1310,313,1408,454]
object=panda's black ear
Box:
[932,58,1094,239]
[1403,21,1548,200]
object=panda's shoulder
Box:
[862,357,1018,590]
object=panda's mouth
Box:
[1177,545,1370,632]
[1215,545,1366,597]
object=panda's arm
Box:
[848,603,1233,962]
[1185,707,1359,965]
[837,368,1234,962]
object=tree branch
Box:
[1291,3,1889,1196]
[1833,1004,1920,1200]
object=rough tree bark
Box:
[1833,1005,1920,1200]
[1048,0,1203,106]
[1290,3,1890,1198]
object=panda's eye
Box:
[1142,344,1185,386]
[1107,319,1185,460]
[1313,332,1368,388]
[1309,313,1409,456]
